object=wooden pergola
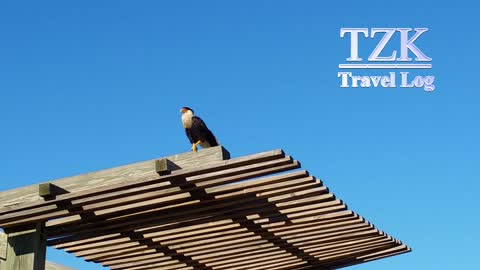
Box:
[0,146,410,270]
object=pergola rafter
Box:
[0,146,410,270]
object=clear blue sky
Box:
[0,1,478,269]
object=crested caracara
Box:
[180,107,219,152]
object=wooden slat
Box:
[189,235,387,267]
[359,244,410,261]
[50,181,327,248]
[44,157,298,230]
[90,217,372,265]
[303,235,388,253]
[255,261,307,270]
[208,252,302,269]
[81,204,348,262]
[47,162,303,232]
[150,210,354,242]
[0,146,230,212]
[321,247,410,270]
[45,261,75,270]
[50,168,307,238]
[46,166,303,240]
[103,252,173,268]
[175,223,372,256]
[313,242,399,267]
[310,238,394,257]
[158,211,348,247]
[187,243,296,268]
[56,219,236,250]
[222,256,303,270]
[71,195,338,256]
[109,256,178,270]
[0,148,410,270]
[199,246,283,264]
[0,149,285,228]
[54,233,123,249]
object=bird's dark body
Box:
[185,116,218,147]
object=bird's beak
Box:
[180,108,185,114]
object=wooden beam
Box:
[155,159,179,175]
[0,155,295,229]
[38,184,69,200]
[0,146,230,211]
[0,147,273,223]
[4,223,46,270]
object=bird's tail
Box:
[205,130,219,147]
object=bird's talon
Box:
[191,144,198,152]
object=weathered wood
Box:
[0,146,230,211]
[47,176,322,240]
[45,262,74,270]
[43,161,301,235]
[323,246,411,270]
[46,167,305,237]
[200,252,299,269]
[155,159,180,175]
[4,223,46,270]
[304,235,388,253]
[63,191,341,254]
[0,148,410,270]
[0,232,73,270]
[266,260,309,270]
[226,256,303,270]
[0,232,6,261]
[0,155,296,229]
[83,211,361,263]
[50,202,346,249]
[0,231,5,270]
[0,148,278,226]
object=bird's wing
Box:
[204,129,218,147]
[191,116,209,130]
[184,128,196,144]
[191,116,218,146]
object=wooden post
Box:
[0,231,6,270]
[4,223,46,270]
[1,231,73,270]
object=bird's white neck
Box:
[181,111,194,128]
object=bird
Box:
[180,107,219,152]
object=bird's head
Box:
[180,107,194,115]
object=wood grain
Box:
[45,261,75,270]
[0,147,410,270]
[4,224,46,270]
[0,146,230,211]
[0,232,6,261]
